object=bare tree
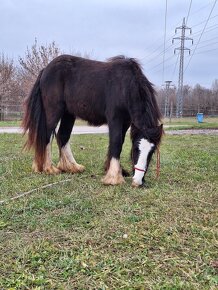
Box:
[19,38,61,77]
[0,54,20,120]
[18,39,61,98]
[156,81,218,117]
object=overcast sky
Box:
[1,0,218,88]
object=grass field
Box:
[163,117,218,130]
[0,133,218,289]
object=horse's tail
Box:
[22,70,47,171]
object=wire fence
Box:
[0,104,23,121]
[160,105,218,118]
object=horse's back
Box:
[39,55,136,125]
[40,55,110,125]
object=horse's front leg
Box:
[102,121,125,185]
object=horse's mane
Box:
[132,60,162,128]
[107,55,163,145]
[107,56,162,128]
[107,55,128,62]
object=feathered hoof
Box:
[131,181,141,188]
[74,164,85,173]
[32,161,41,173]
[44,165,61,175]
[102,173,125,185]
[57,162,85,173]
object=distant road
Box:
[0,126,218,135]
[0,125,109,134]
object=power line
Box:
[191,23,218,37]
[195,47,218,54]
[171,53,180,81]
[147,54,175,72]
[143,1,217,86]
[143,2,216,70]
[191,14,218,28]
[196,40,218,50]
[198,35,218,44]
[162,0,168,83]
[144,42,174,66]
[151,58,176,74]
[189,0,215,17]
[185,0,218,72]
[186,0,192,24]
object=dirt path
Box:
[0,126,217,135]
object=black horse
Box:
[23,55,163,187]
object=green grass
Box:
[164,117,218,124]
[164,117,218,130]
[0,133,218,289]
[1,117,218,130]
[0,120,21,127]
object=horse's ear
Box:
[146,124,163,133]
[144,124,164,144]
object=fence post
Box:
[169,101,173,123]
[0,95,4,121]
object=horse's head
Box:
[131,124,163,187]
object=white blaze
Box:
[133,138,154,186]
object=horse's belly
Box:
[69,102,106,125]
[79,109,106,125]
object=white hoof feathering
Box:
[44,165,61,174]
[58,142,85,173]
[102,158,125,185]
[32,142,61,174]
[131,180,142,187]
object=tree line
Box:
[0,39,218,120]
[157,82,218,117]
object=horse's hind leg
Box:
[44,132,61,174]
[32,135,61,174]
[31,102,63,174]
[56,112,85,173]
[32,126,61,174]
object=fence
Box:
[0,104,218,122]
[159,104,218,119]
[0,104,23,121]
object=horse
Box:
[22,55,163,187]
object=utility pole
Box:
[163,80,174,118]
[173,17,193,118]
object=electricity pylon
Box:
[173,17,193,118]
